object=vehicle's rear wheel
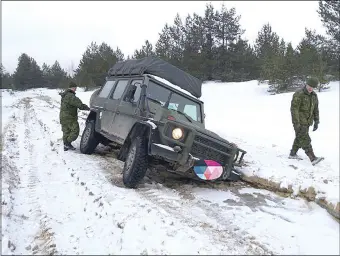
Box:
[80,120,100,154]
[122,135,148,188]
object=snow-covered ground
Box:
[1,81,339,255]
[201,81,339,210]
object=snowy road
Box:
[2,91,339,255]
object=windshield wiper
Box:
[171,109,193,123]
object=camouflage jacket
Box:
[59,89,88,123]
[290,87,319,126]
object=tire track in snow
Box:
[29,93,275,254]
[21,95,170,254]
[1,110,22,254]
[88,152,272,254]
[21,98,58,255]
[23,96,103,254]
[2,97,58,255]
[92,152,273,254]
[29,94,257,254]
[136,184,273,255]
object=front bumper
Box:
[148,120,247,181]
[150,143,182,162]
[149,142,241,181]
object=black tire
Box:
[80,120,100,154]
[122,135,148,188]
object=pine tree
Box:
[214,4,245,81]
[228,39,258,82]
[50,61,69,88]
[97,42,120,82]
[12,53,44,90]
[168,13,186,68]
[181,13,205,79]
[317,1,340,79]
[74,41,100,87]
[74,42,123,89]
[297,30,329,91]
[1,64,14,89]
[201,3,217,80]
[155,23,173,62]
[283,42,299,87]
[254,23,280,83]
[133,40,155,59]
[113,47,125,61]
[318,0,340,45]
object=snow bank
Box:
[201,80,340,218]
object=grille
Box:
[194,135,231,153]
[190,135,231,166]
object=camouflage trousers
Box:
[61,119,80,144]
[291,124,313,153]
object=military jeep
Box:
[80,56,246,188]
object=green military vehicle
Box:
[80,57,246,188]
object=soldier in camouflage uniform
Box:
[289,77,323,165]
[59,82,90,151]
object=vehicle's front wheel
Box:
[122,136,148,188]
[80,120,100,154]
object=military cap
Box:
[306,77,319,88]
[69,81,78,88]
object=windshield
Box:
[168,93,202,122]
[146,80,202,123]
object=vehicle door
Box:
[109,78,144,140]
[104,79,130,137]
[92,79,117,132]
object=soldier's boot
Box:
[63,140,69,151]
[288,149,302,160]
[64,141,76,151]
[67,142,76,150]
[306,150,324,166]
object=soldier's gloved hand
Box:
[313,122,318,131]
[82,104,90,111]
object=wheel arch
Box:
[86,110,102,132]
[86,110,97,122]
[118,121,153,161]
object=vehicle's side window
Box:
[124,79,143,103]
[110,80,129,100]
[98,80,116,98]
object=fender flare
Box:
[118,121,156,161]
[86,109,102,132]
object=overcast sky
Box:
[2,1,326,74]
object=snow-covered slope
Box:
[1,82,339,255]
[201,80,339,210]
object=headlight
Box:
[172,127,183,140]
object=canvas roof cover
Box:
[107,56,202,98]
